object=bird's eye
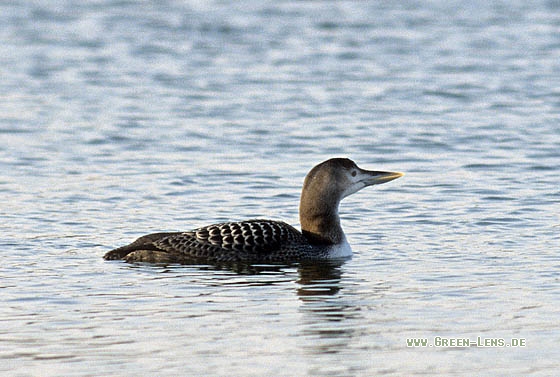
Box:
[351,170,357,177]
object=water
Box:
[1,0,559,375]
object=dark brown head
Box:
[299,158,403,244]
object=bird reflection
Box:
[295,259,365,356]
[296,259,345,297]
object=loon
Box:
[103,158,403,263]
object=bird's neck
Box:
[299,198,345,245]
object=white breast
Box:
[325,237,352,258]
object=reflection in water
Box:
[122,258,385,359]
[125,260,295,275]
[295,259,392,361]
[296,260,361,356]
[297,260,346,297]
[125,258,344,279]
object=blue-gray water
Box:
[1,1,559,375]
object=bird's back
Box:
[104,219,314,263]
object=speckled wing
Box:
[152,219,307,261]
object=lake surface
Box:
[1,0,559,375]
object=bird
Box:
[103,158,403,263]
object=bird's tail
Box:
[103,232,180,260]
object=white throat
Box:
[325,236,352,258]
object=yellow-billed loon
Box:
[103,158,403,263]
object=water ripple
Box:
[1,0,559,375]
